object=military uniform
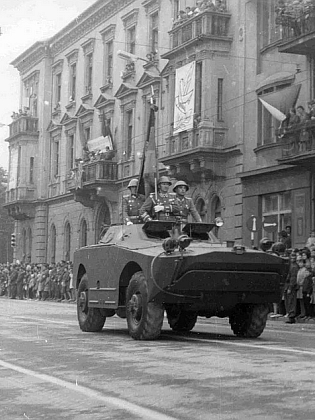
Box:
[140,192,180,222]
[175,196,202,223]
[123,194,145,224]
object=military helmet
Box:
[158,176,172,186]
[173,180,189,192]
[272,241,286,255]
[259,237,274,252]
[127,178,138,189]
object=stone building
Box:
[5,0,313,262]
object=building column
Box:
[34,204,48,263]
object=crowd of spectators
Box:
[0,261,75,303]
[265,228,315,323]
[173,0,227,26]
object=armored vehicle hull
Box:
[73,222,288,340]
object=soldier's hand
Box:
[126,221,133,226]
[154,205,164,212]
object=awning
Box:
[259,83,301,120]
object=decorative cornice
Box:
[121,8,139,29]
[136,70,160,89]
[47,120,62,133]
[22,70,40,84]
[100,24,116,42]
[142,0,159,15]
[65,48,79,64]
[11,41,50,75]
[114,83,138,100]
[52,59,64,74]
[75,104,94,118]
[50,0,135,56]
[81,38,95,55]
[93,94,115,110]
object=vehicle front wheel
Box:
[167,308,198,332]
[229,303,269,338]
[126,271,164,340]
[77,274,106,332]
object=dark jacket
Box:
[284,262,298,292]
[303,272,313,294]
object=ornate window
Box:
[52,60,64,111]
[79,218,88,248]
[65,49,78,103]
[122,9,139,55]
[22,70,39,117]
[100,25,116,87]
[51,136,60,179]
[50,224,56,264]
[81,38,95,96]
[262,192,292,242]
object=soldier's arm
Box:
[139,196,153,222]
[122,196,131,224]
[188,199,202,222]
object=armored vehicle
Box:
[73,221,288,340]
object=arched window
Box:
[50,224,56,264]
[64,222,71,261]
[79,218,87,248]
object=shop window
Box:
[262,192,292,241]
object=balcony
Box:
[162,9,232,59]
[277,5,315,55]
[70,159,118,207]
[4,187,36,220]
[160,125,240,182]
[7,116,39,141]
[277,120,315,168]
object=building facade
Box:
[5,0,313,263]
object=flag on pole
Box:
[259,83,301,121]
[259,98,286,122]
[137,98,158,197]
[102,110,114,150]
[78,118,86,147]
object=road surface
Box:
[0,298,315,420]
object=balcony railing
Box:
[164,126,226,157]
[82,160,117,185]
[277,119,315,160]
[6,187,36,203]
[9,116,38,138]
[170,9,231,50]
[276,5,315,41]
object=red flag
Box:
[102,111,114,150]
[137,102,158,196]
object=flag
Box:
[259,83,301,120]
[259,98,286,122]
[137,101,158,197]
[102,111,114,150]
[78,118,86,147]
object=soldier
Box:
[123,178,145,225]
[173,180,202,223]
[140,176,180,222]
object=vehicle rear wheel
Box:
[126,271,164,340]
[167,308,198,332]
[77,274,106,332]
[229,303,269,338]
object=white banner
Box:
[173,61,195,135]
[9,146,18,190]
[87,136,113,153]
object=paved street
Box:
[0,298,315,420]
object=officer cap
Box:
[158,176,172,185]
[173,180,189,192]
[127,178,138,189]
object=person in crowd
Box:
[284,250,299,323]
[140,176,181,222]
[288,108,300,127]
[296,105,310,123]
[69,265,75,302]
[296,256,309,319]
[43,264,51,301]
[123,178,145,225]
[310,256,315,319]
[278,230,292,249]
[16,265,25,300]
[303,259,313,319]
[173,180,202,223]
[305,230,315,249]
[8,264,18,299]
[61,265,71,302]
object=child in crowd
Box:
[296,257,308,319]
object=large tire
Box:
[167,308,198,332]
[126,271,164,340]
[229,304,269,338]
[77,274,106,332]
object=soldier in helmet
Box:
[173,180,202,223]
[123,178,145,225]
[140,176,181,222]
